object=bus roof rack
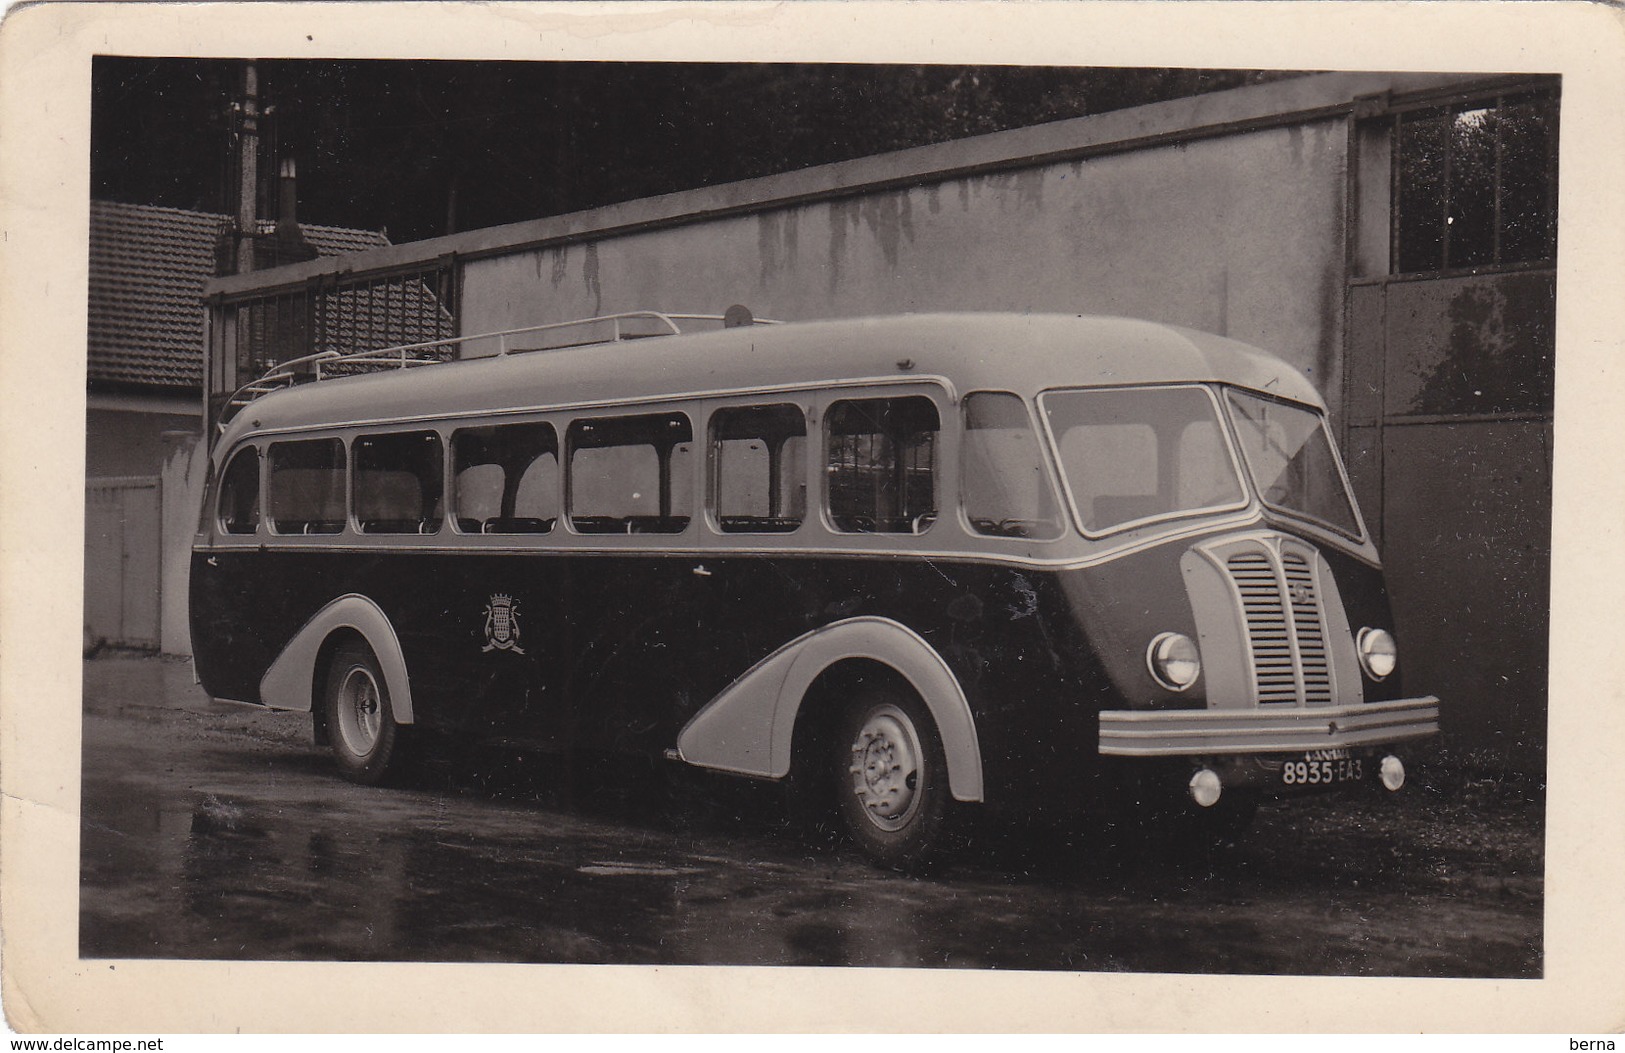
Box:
[216,309,780,433]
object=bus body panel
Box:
[192,548,1116,802]
[189,513,1400,812]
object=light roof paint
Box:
[219,313,1323,451]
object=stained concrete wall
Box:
[87,406,200,479]
[460,119,1349,409]
[158,434,206,656]
[86,400,203,655]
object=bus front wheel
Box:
[322,640,408,785]
[833,687,950,870]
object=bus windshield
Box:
[1224,389,1361,537]
[1041,386,1245,535]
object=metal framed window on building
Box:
[1389,88,1558,276]
[208,258,461,434]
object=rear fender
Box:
[258,594,415,724]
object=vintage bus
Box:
[191,310,1439,868]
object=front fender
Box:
[676,616,984,802]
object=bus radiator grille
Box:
[1227,548,1333,706]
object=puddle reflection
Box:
[79,734,1541,975]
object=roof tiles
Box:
[89,200,389,391]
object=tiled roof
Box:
[296,220,392,258]
[88,200,390,391]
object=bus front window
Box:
[1042,386,1245,535]
[1225,390,1361,538]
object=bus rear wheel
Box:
[833,687,949,871]
[323,640,408,785]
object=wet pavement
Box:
[80,655,1543,974]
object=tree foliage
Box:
[92,59,1304,244]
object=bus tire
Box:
[834,685,950,871]
[322,640,408,786]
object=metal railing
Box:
[216,310,780,433]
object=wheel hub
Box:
[338,666,382,756]
[848,705,923,832]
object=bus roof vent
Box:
[216,309,781,434]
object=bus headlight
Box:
[1357,627,1398,680]
[1147,632,1201,691]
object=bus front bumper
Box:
[1097,696,1440,757]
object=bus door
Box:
[434,420,573,748]
[560,411,704,755]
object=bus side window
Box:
[355,430,444,534]
[267,438,347,535]
[825,395,939,534]
[217,445,261,535]
[711,404,807,533]
[513,454,560,525]
[568,412,693,534]
[962,392,1063,540]
[450,422,558,534]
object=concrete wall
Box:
[460,119,1349,409]
[83,441,202,656]
[86,399,203,655]
[86,405,200,479]
[158,434,206,656]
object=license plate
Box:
[1281,749,1365,787]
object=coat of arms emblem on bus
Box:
[482,594,525,654]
